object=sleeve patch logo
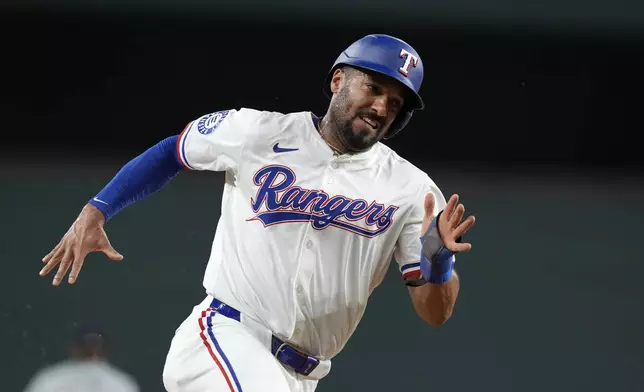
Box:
[197,110,230,135]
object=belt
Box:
[209,298,321,377]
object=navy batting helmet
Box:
[323,34,425,139]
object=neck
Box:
[318,116,350,155]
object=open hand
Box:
[422,193,475,253]
[40,204,123,286]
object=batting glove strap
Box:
[419,211,458,284]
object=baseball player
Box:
[40,34,476,391]
[23,323,139,392]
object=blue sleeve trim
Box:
[88,135,183,221]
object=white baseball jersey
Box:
[23,360,139,392]
[176,108,447,360]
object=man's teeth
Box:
[361,117,377,128]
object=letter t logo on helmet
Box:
[398,48,419,77]
[322,34,425,139]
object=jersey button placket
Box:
[291,164,325,336]
[292,237,314,338]
[297,239,314,297]
[325,160,339,188]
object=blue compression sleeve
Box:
[88,135,183,222]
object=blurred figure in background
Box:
[23,323,139,392]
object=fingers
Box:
[452,215,475,239]
[449,203,465,228]
[52,248,74,286]
[451,241,473,253]
[440,193,476,253]
[105,249,123,261]
[67,248,88,285]
[40,239,84,285]
[41,245,94,285]
[39,258,61,278]
[101,237,124,261]
[42,241,63,263]
[39,245,65,277]
[443,194,459,221]
[40,225,122,286]
[66,238,124,284]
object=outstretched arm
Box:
[40,108,256,286]
[40,135,184,285]
[407,193,475,326]
[89,135,183,221]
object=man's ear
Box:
[329,68,346,94]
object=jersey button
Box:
[331,162,339,169]
[305,240,313,249]
[297,285,304,294]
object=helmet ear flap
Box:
[384,110,413,139]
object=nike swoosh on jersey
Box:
[273,143,299,153]
[92,197,109,205]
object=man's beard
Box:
[327,88,385,153]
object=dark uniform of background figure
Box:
[22,323,140,392]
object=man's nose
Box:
[370,95,389,117]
